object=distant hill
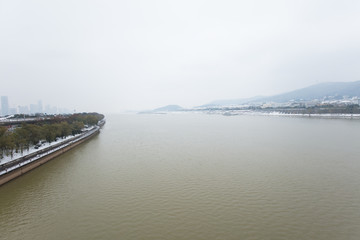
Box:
[153,105,184,112]
[260,81,360,103]
[204,81,360,106]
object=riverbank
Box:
[209,110,360,119]
[0,123,104,186]
[144,109,360,119]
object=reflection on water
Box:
[1,114,360,240]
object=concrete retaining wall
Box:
[0,129,99,186]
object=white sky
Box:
[1,0,360,112]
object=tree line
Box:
[0,113,104,160]
[267,104,360,115]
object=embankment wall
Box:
[0,129,99,186]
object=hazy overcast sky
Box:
[1,0,360,112]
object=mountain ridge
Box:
[153,105,184,112]
[203,81,360,106]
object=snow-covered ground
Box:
[199,109,360,118]
[0,134,80,165]
[0,115,14,121]
[142,109,360,119]
[0,117,52,123]
[0,126,99,175]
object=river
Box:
[1,114,360,240]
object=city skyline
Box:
[1,1,360,112]
[0,96,72,116]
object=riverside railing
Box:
[0,126,100,175]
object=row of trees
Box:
[0,113,104,160]
[272,104,360,115]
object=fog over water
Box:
[1,1,360,112]
[1,114,360,240]
[1,1,360,238]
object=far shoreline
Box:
[139,110,360,120]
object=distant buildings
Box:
[1,96,9,116]
[38,100,43,114]
[18,105,30,115]
[45,105,58,115]
[30,104,38,114]
[8,108,17,115]
[27,100,43,114]
[0,96,71,116]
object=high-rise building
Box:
[1,96,9,116]
[38,100,43,113]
